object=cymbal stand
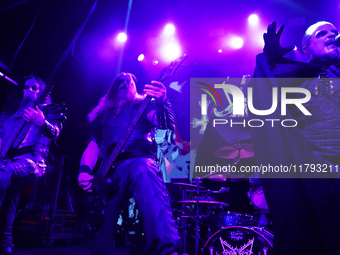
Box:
[193,177,201,255]
[231,148,242,165]
[180,188,188,255]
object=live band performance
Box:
[1,0,340,255]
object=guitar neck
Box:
[99,96,152,177]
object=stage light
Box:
[117,32,127,43]
[248,14,259,25]
[164,24,175,36]
[153,59,159,65]
[160,42,181,61]
[138,54,145,61]
[228,36,243,49]
[218,49,222,53]
[294,46,298,50]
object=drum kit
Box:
[166,143,273,255]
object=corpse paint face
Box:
[114,73,137,100]
[303,22,340,63]
[23,79,40,100]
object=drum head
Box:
[202,226,273,255]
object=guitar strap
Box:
[99,103,134,160]
[115,103,133,140]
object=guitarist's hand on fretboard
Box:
[23,106,45,127]
[143,80,167,104]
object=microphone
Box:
[335,34,340,46]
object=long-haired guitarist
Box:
[0,76,66,255]
[78,72,180,255]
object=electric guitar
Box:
[84,55,188,241]
[0,82,54,166]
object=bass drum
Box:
[202,226,273,255]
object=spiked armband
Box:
[157,99,175,130]
[39,120,59,139]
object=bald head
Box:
[302,21,340,64]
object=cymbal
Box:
[177,200,229,206]
[204,172,247,182]
[165,182,207,192]
[214,143,254,159]
[207,173,227,182]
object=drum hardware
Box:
[210,211,253,228]
[166,180,209,254]
[252,211,271,228]
[173,210,191,255]
[176,177,233,255]
[165,181,206,255]
[184,187,230,202]
[248,173,269,211]
[171,175,273,254]
[178,200,230,207]
[165,182,207,192]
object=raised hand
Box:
[144,81,167,104]
[263,21,295,61]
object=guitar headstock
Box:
[157,55,188,83]
[34,81,54,106]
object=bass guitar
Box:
[84,55,188,241]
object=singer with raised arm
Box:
[78,72,180,255]
[0,76,66,255]
[248,21,340,254]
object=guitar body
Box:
[84,160,121,243]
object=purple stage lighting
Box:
[229,36,243,49]
[164,24,175,36]
[117,32,127,43]
[160,42,181,61]
[248,14,259,25]
[138,54,145,61]
[218,49,222,53]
